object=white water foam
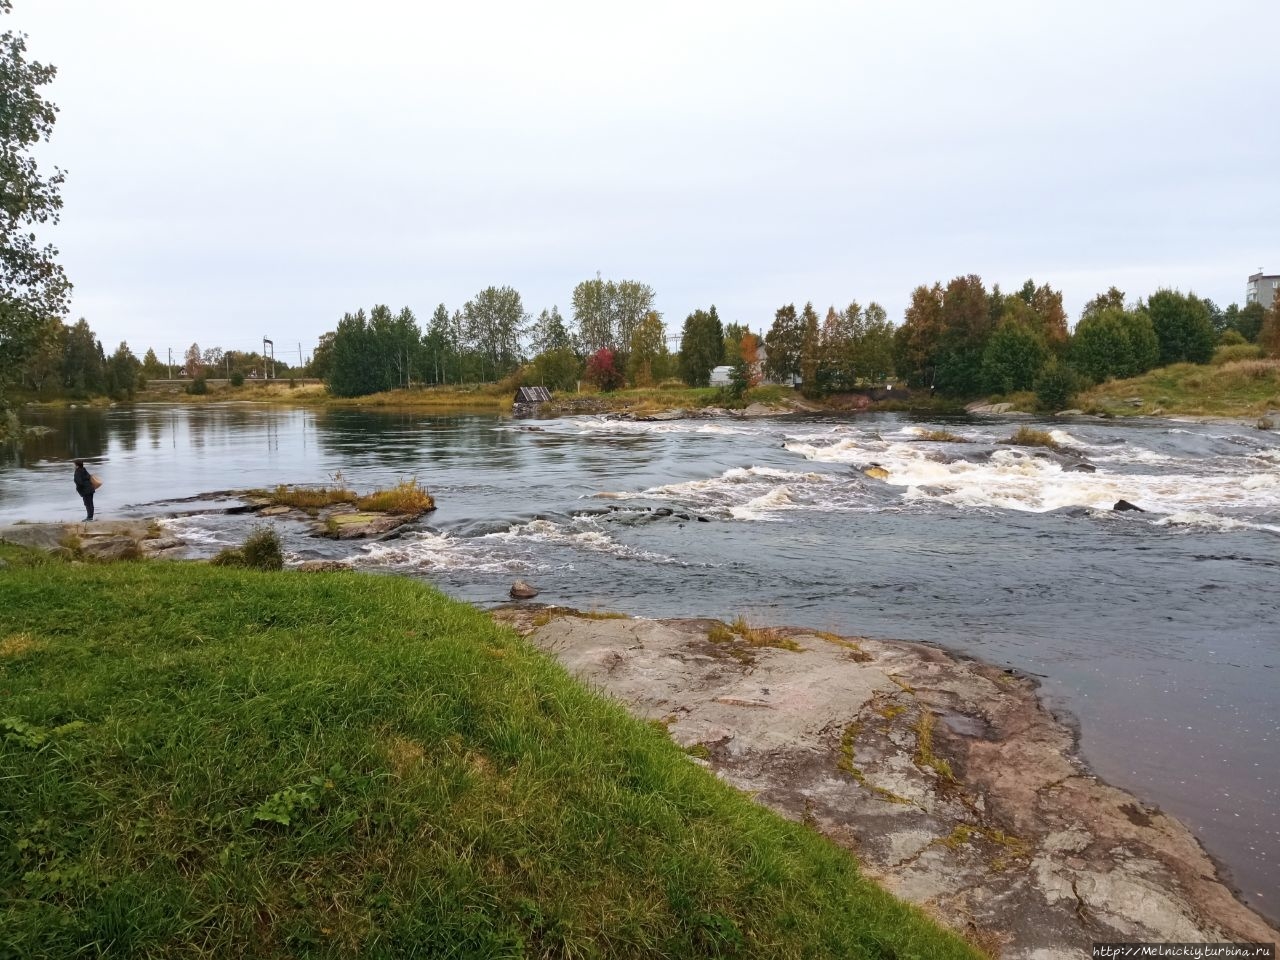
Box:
[598,465,863,520]
[359,530,541,574]
[786,436,1280,522]
[481,517,680,563]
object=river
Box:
[2,402,1277,922]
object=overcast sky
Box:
[13,0,1279,359]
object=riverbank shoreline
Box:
[1,516,1275,953]
[495,606,1278,955]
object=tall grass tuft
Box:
[354,478,435,515]
[210,526,284,570]
[1004,426,1059,449]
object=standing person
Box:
[73,459,95,520]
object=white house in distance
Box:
[1247,270,1280,310]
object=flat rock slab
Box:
[0,520,186,560]
[495,609,1278,958]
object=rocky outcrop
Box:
[494,609,1277,958]
[966,401,1016,414]
[314,510,414,540]
[509,579,539,599]
[78,535,141,561]
[0,520,182,561]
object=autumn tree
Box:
[1081,287,1127,322]
[893,284,945,388]
[584,348,623,391]
[738,331,761,385]
[627,311,669,387]
[0,1,71,412]
[723,322,749,367]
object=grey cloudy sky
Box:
[14,0,1279,359]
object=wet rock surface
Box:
[495,608,1278,958]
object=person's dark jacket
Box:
[74,465,93,496]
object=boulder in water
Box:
[1113,499,1145,512]
[510,579,539,600]
[1064,462,1097,473]
[862,465,890,481]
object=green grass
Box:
[0,549,979,959]
[1079,358,1280,418]
[254,480,435,516]
[1003,426,1059,449]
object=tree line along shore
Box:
[4,275,1280,431]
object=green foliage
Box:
[797,302,823,396]
[211,527,284,571]
[463,286,527,380]
[0,559,979,959]
[1217,328,1247,346]
[678,306,725,387]
[626,311,670,387]
[253,771,338,826]
[529,305,573,355]
[185,375,208,395]
[1145,289,1216,365]
[61,318,103,396]
[1212,343,1264,365]
[981,322,1048,394]
[0,2,70,404]
[1032,359,1081,412]
[723,360,753,401]
[229,370,245,387]
[1071,306,1159,383]
[1232,301,1267,342]
[763,303,802,384]
[570,277,657,361]
[529,346,581,391]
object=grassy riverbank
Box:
[1078,357,1280,419]
[0,548,977,959]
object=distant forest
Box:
[9,274,1280,405]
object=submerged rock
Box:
[1113,499,1145,512]
[509,579,539,600]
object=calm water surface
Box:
[3,403,1277,921]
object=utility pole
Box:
[263,337,274,379]
[167,347,173,380]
